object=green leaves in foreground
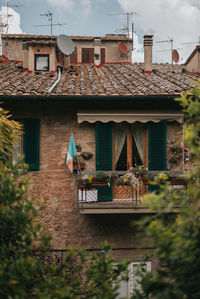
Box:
[132,81,200,299]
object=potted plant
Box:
[118,173,139,186]
[78,174,93,189]
[73,155,85,170]
[92,171,110,186]
[169,145,183,165]
[157,172,169,183]
[131,165,147,178]
[81,151,93,160]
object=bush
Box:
[131,81,200,299]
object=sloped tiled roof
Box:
[0,58,199,97]
[184,46,200,65]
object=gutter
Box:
[0,94,180,101]
[48,67,61,93]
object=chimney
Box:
[94,38,101,66]
[143,35,153,74]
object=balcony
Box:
[78,171,187,214]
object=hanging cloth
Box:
[114,124,127,167]
[131,123,144,164]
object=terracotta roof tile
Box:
[0,59,199,97]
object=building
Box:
[1,33,199,297]
[1,33,132,72]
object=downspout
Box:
[48,66,61,93]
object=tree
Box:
[0,107,21,163]
[131,80,200,299]
[0,107,129,298]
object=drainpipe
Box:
[48,66,61,93]
[144,35,153,74]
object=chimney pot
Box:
[144,35,153,74]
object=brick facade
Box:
[5,99,188,271]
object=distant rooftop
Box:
[184,45,200,65]
[1,34,130,41]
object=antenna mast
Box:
[40,10,53,36]
[34,11,66,36]
[156,38,174,64]
[0,0,23,34]
[182,37,200,46]
[108,12,136,37]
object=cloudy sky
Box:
[0,0,200,63]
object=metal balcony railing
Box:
[77,171,187,214]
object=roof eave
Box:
[0,94,181,101]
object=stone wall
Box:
[2,38,24,61]
[2,37,132,71]
[167,122,194,170]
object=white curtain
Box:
[131,123,144,164]
[114,124,127,166]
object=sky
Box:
[0,0,200,63]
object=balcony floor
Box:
[79,200,179,214]
[78,172,186,214]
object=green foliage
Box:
[73,155,85,164]
[0,107,21,164]
[85,243,129,298]
[0,107,130,298]
[131,81,200,299]
[81,151,93,160]
[95,170,109,181]
[59,243,129,298]
[0,161,50,298]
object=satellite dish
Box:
[119,42,127,54]
[56,34,75,56]
[172,49,179,63]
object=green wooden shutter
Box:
[96,122,112,170]
[23,119,40,170]
[95,122,113,201]
[148,121,166,171]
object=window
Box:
[96,121,167,172]
[114,123,145,171]
[95,121,166,201]
[13,119,40,170]
[82,48,94,63]
[117,261,151,299]
[34,54,49,71]
[70,48,77,64]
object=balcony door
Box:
[95,121,167,200]
[113,123,145,171]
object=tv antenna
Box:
[0,0,23,34]
[155,38,182,64]
[156,38,174,64]
[34,11,66,36]
[108,12,136,38]
[182,36,200,46]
